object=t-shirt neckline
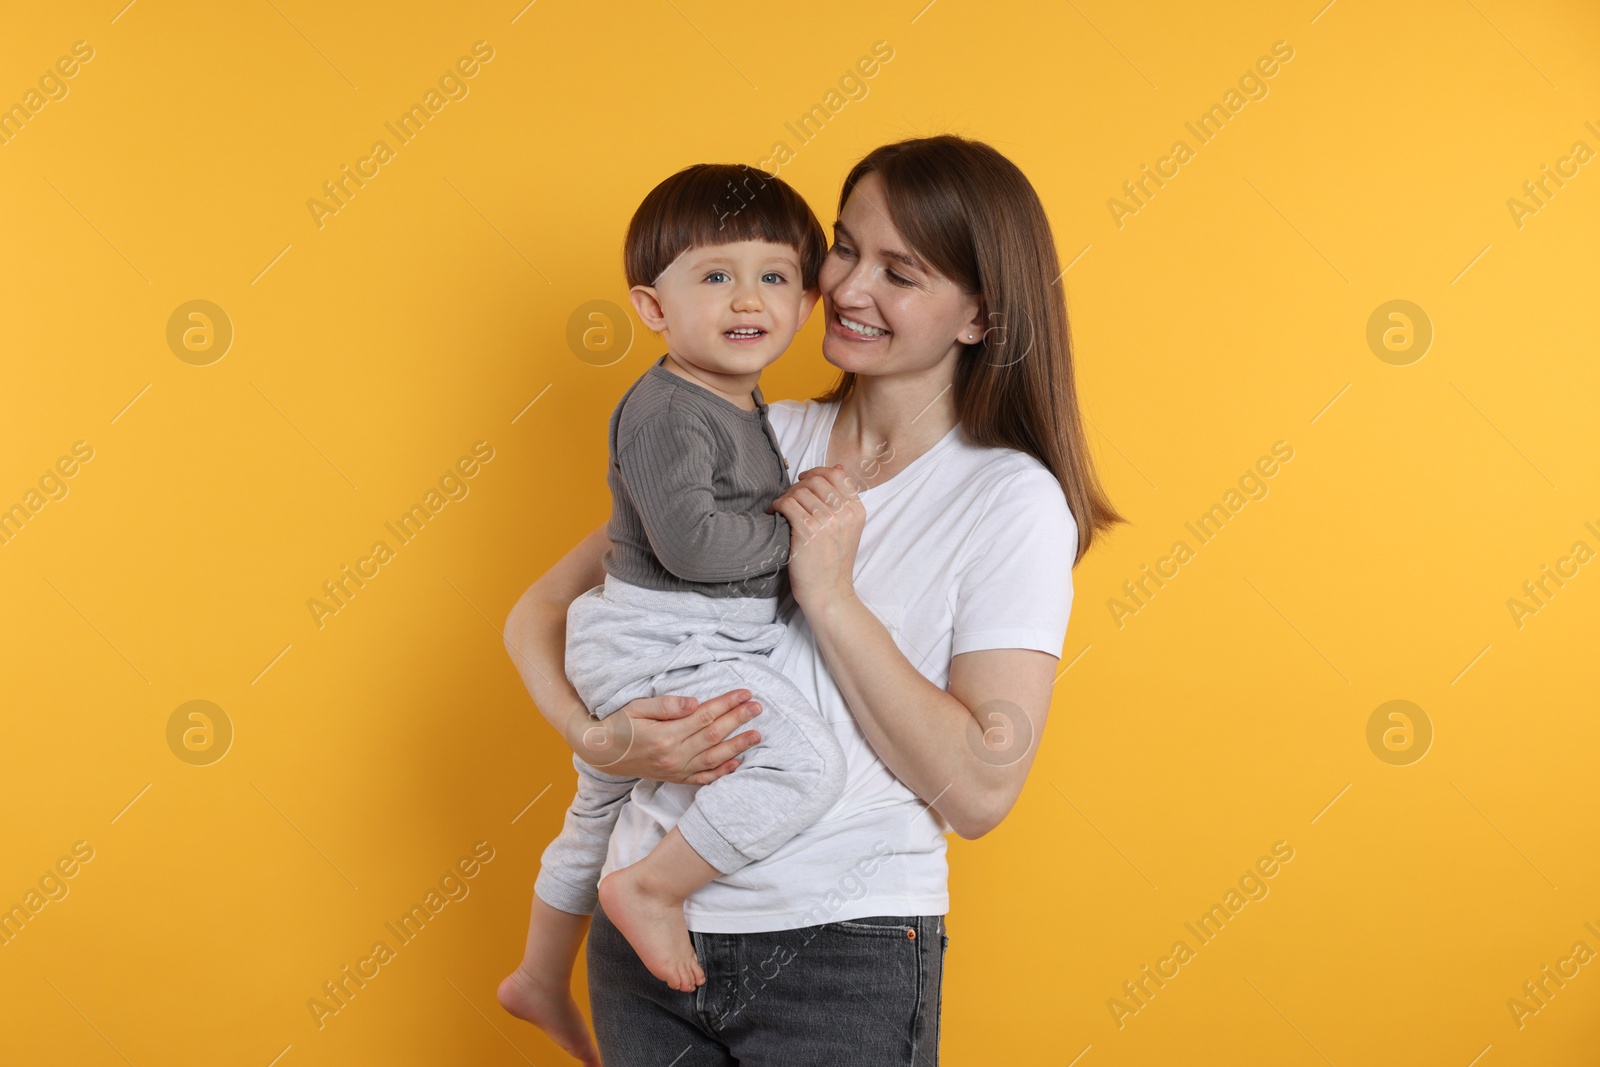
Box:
[820,398,961,500]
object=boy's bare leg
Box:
[596,826,721,992]
[497,895,601,1067]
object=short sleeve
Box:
[950,467,1078,658]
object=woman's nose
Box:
[831,260,873,307]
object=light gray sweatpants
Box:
[534,574,846,916]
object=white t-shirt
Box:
[598,396,1078,933]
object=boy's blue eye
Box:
[762,272,786,284]
[706,270,730,283]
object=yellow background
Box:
[2,0,1597,1063]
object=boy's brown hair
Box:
[624,163,827,290]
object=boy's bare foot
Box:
[497,965,601,1066]
[597,864,705,992]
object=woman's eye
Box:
[830,244,855,258]
[886,270,914,287]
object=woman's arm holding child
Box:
[504,520,767,785]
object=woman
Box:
[500,134,1123,1064]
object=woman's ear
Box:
[629,285,668,332]
[961,299,988,345]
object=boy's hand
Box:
[571,689,765,785]
[769,464,865,614]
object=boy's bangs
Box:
[625,163,826,289]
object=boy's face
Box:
[629,240,820,378]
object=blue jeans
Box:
[587,899,948,1065]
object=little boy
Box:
[500,163,844,1056]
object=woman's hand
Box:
[566,687,766,785]
[769,464,865,613]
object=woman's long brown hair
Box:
[814,134,1125,565]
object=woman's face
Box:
[818,171,982,379]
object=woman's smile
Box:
[831,311,891,341]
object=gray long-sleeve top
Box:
[601,355,793,600]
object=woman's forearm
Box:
[802,591,1014,839]
[505,522,611,752]
[504,522,767,783]
[505,585,590,748]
